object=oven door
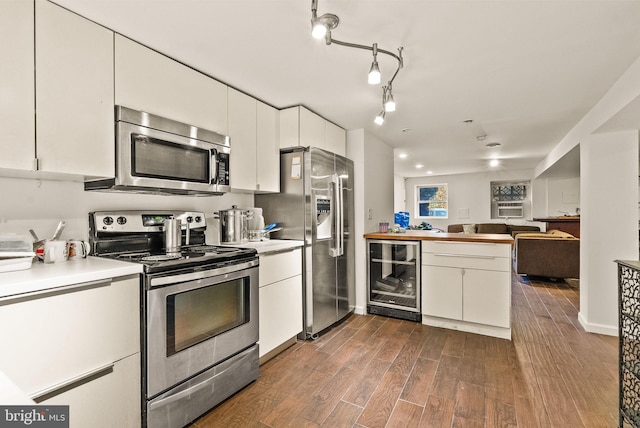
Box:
[145,260,258,398]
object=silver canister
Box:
[164,218,182,254]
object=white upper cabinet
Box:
[256,101,280,193]
[228,88,257,191]
[0,0,35,172]
[325,121,346,157]
[115,34,228,135]
[228,89,280,193]
[299,106,326,149]
[279,106,346,156]
[35,0,115,178]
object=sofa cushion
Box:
[476,223,508,234]
[462,224,476,233]
[547,229,577,238]
[508,225,541,237]
[447,224,464,233]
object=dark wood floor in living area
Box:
[191,273,619,428]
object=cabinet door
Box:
[256,101,280,193]
[35,0,114,178]
[41,353,141,428]
[278,107,300,149]
[300,107,325,149]
[115,35,228,134]
[422,265,462,320]
[325,121,346,157]
[0,0,35,171]
[463,269,511,328]
[259,275,303,358]
[228,88,257,191]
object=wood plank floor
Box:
[190,274,619,427]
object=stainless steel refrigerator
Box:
[255,147,355,339]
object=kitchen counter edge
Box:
[363,231,514,244]
[220,239,304,254]
[0,257,143,299]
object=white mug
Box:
[67,240,89,260]
[44,240,68,263]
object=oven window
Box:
[131,134,210,183]
[166,277,250,356]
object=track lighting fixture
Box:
[384,86,396,112]
[368,44,381,85]
[374,111,385,125]
[310,0,404,125]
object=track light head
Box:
[368,61,381,84]
[384,90,396,112]
[311,13,339,39]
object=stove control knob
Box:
[117,216,127,225]
[186,216,194,223]
[194,216,202,223]
[103,216,114,226]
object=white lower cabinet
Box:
[258,248,302,362]
[40,353,140,428]
[422,240,512,339]
[0,275,141,426]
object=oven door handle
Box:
[149,259,258,287]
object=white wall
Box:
[579,131,638,335]
[0,176,253,244]
[531,176,581,219]
[404,168,539,231]
[546,177,580,216]
[347,129,394,315]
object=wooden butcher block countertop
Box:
[363,230,514,245]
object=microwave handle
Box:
[210,148,218,184]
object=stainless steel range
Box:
[89,210,259,428]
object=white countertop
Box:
[0,257,142,299]
[221,239,304,254]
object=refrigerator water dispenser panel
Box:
[316,196,332,240]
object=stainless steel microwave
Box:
[85,106,230,196]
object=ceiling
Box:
[53,0,640,178]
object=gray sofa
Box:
[514,230,580,279]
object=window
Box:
[490,180,530,219]
[415,184,448,218]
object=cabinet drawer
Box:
[0,276,140,396]
[40,353,141,428]
[259,248,302,287]
[422,240,511,258]
[422,252,510,271]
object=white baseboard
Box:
[354,305,366,315]
[421,315,511,340]
[578,311,618,336]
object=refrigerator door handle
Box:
[330,174,343,257]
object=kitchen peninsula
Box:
[364,230,514,339]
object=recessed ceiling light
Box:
[398,153,408,159]
[427,170,433,175]
[489,159,500,167]
[416,164,424,169]
[485,142,501,148]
